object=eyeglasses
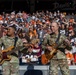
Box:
[69,31,72,34]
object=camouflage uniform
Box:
[42,33,72,75]
[0,36,23,75]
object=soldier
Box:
[0,24,23,75]
[42,22,72,75]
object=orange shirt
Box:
[66,52,74,65]
[66,52,73,60]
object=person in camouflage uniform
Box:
[0,25,23,75]
[42,22,72,75]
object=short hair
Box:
[51,21,59,25]
[51,21,59,27]
[9,24,17,31]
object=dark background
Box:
[0,0,75,13]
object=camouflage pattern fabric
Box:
[42,33,72,59]
[49,59,70,75]
[2,56,19,75]
[0,36,23,75]
[42,33,72,75]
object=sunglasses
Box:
[69,31,72,34]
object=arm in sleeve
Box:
[41,35,50,50]
[0,37,4,50]
[63,35,72,51]
[17,38,24,51]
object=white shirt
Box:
[71,46,76,53]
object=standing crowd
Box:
[0,10,76,66]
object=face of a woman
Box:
[34,43,38,47]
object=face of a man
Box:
[51,22,59,33]
[7,27,15,36]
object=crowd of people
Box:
[0,10,76,66]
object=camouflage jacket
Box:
[0,36,23,56]
[42,33,72,59]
